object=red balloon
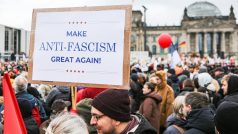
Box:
[157,33,172,48]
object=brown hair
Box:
[183,79,195,89]
[185,92,209,109]
[221,75,231,84]
[144,82,156,92]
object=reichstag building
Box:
[131,1,238,58]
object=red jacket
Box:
[76,87,107,103]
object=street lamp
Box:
[142,5,147,51]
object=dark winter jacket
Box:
[139,92,162,133]
[167,75,180,97]
[24,117,40,134]
[17,96,40,134]
[178,87,194,96]
[163,113,187,134]
[46,86,70,108]
[16,91,47,124]
[224,91,238,102]
[184,107,215,134]
[128,113,157,134]
[129,80,144,113]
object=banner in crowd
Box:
[28,5,132,89]
[130,51,150,64]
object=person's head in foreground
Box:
[90,89,157,134]
[90,89,131,134]
[45,112,88,134]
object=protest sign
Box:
[28,5,131,89]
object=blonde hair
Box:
[173,96,186,118]
[37,84,52,101]
[149,74,158,84]
[45,112,88,134]
[221,75,231,84]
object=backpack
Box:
[32,106,41,127]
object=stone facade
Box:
[0,24,30,57]
[131,1,238,58]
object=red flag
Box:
[2,73,27,134]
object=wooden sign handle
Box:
[71,86,77,110]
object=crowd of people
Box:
[0,54,238,134]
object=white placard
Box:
[130,51,149,64]
[29,6,131,88]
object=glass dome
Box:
[187,1,221,17]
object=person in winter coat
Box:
[167,69,180,97]
[197,72,221,107]
[220,74,238,103]
[17,98,39,134]
[46,86,70,109]
[215,101,238,134]
[76,98,97,134]
[27,86,51,118]
[155,71,175,133]
[178,79,194,96]
[39,99,70,134]
[14,75,47,126]
[163,96,187,134]
[90,89,157,134]
[139,82,162,133]
[215,74,238,134]
[129,73,146,113]
[183,92,215,134]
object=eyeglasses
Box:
[91,114,105,122]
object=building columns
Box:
[213,32,217,54]
[195,32,199,53]
[221,32,225,52]
[187,33,190,52]
[204,32,208,55]
[232,31,238,53]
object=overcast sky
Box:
[0,0,237,30]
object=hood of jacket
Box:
[186,107,215,133]
[168,75,179,83]
[228,75,238,95]
[145,91,162,104]
[166,113,187,127]
[56,86,70,93]
[156,70,167,90]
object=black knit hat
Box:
[92,89,131,122]
[215,101,238,134]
